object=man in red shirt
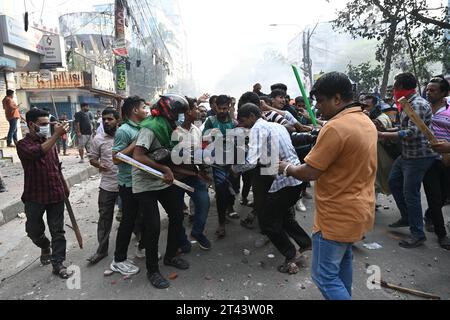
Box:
[2,90,20,147]
[16,108,73,279]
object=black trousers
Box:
[96,188,119,255]
[114,186,140,262]
[24,201,66,267]
[423,160,450,238]
[259,185,311,260]
[136,186,184,273]
[241,170,253,199]
[251,169,275,220]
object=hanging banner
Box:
[116,60,127,93]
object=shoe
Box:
[40,248,51,265]
[215,225,226,238]
[399,236,426,248]
[79,159,85,163]
[87,252,107,265]
[254,236,270,248]
[163,256,189,270]
[148,271,170,289]
[6,144,15,148]
[296,199,306,212]
[227,211,240,219]
[302,190,313,200]
[135,247,145,259]
[277,252,301,274]
[110,259,140,276]
[178,241,192,254]
[0,186,6,193]
[438,236,450,250]
[52,264,74,279]
[191,233,211,250]
[424,218,435,233]
[389,219,409,228]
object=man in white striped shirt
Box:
[232,103,311,274]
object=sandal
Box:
[40,248,51,266]
[52,265,74,279]
[277,262,299,275]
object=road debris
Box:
[363,242,383,250]
[104,270,114,276]
[169,272,178,280]
[377,279,440,300]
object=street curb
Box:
[0,166,98,227]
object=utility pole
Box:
[114,0,128,98]
[301,23,318,90]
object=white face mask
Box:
[37,124,50,138]
[178,113,185,123]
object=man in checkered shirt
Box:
[378,72,438,248]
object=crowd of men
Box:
[9,70,450,299]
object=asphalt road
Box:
[0,176,449,300]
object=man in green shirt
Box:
[109,96,147,276]
[133,94,190,289]
[203,95,240,238]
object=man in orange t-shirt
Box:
[2,90,20,147]
[279,72,377,300]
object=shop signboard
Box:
[0,15,44,54]
[40,35,66,69]
[92,66,115,93]
[16,71,85,89]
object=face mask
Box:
[393,89,416,112]
[36,124,50,138]
[194,120,203,127]
[178,113,185,123]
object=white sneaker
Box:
[110,259,140,276]
[296,199,306,212]
[254,236,270,248]
[135,247,145,259]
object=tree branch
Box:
[372,0,395,19]
[410,9,450,29]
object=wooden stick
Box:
[378,279,441,300]
[398,97,450,166]
[115,152,195,193]
[64,197,83,249]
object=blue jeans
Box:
[311,232,353,300]
[7,118,18,145]
[388,156,436,238]
[178,176,210,243]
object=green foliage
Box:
[347,61,383,93]
[333,0,448,93]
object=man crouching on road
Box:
[279,72,378,300]
[17,108,73,279]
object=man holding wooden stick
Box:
[378,73,437,248]
[133,94,190,289]
[17,108,73,279]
